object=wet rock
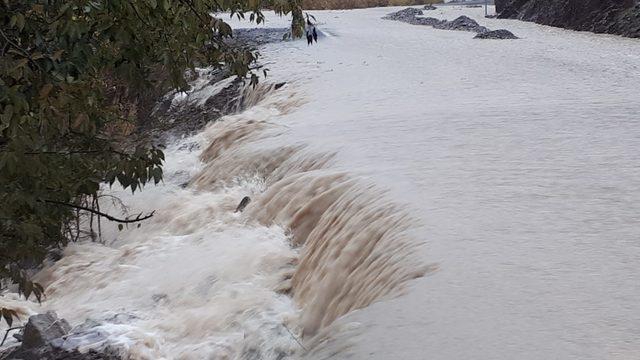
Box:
[474,29,519,39]
[423,4,437,10]
[1,312,121,360]
[496,0,640,38]
[46,249,64,263]
[384,11,491,33]
[383,8,424,22]
[1,348,121,360]
[274,82,287,90]
[229,27,290,48]
[21,312,71,350]
[434,15,490,33]
[235,196,251,213]
[412,17,446,26]
[152,293,169,304]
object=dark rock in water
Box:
[47,249,64,263]
[142,27,290,146]
[434,15,490,33]
[227,27,290,48]
[235,196,251,213]
[495,0,640,38]
[1,348,121,360]
[22,312,71,350]
[412,17,446,26]
[1,312,121,360]
[474,29,519,39]
[383,8,424,22]
[274,82,287,90]
[423,4,437,10]
[384,9,492,34]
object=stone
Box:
[383,8,424,22]
[412,17,446,26]
[434,15,490,33]
[235,196,251,213]
[21,312,71,350]
[423,4,437,10]
[474,29,519,39]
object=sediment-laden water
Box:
[2,5,640,360]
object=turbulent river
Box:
[2,5,640,360]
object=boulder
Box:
[235,196,251,213]
[383,8,424,22]
[411,17,446,26]
[21,312,71,350]
[0,312,125,360]
[474,29,519,39]
[434,15,490,33]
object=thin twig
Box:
[23,149,131,157]
[0,28,42,71]
[178,0,208,26]
[0,326,23,347]
[282,323,307,352]
[42,200,155,224]
[128,2,152,27]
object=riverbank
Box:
[496,0,640,38]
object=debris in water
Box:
[235,196,252,213]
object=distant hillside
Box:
[302,0,440,10]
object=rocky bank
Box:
[495,0,640,38]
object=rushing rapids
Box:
[193,83,430,339]
[4,4,640,360]
[0,77,428,359]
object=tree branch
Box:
[178,0,208,26]
[128,2,152,28]
[0,28,42,71]
[41,200,155,224]
[1,326,24,347]
[23,148,131,157]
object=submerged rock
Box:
[384,11,491,34]
[434,15,490,33]
[412,17,446,26]
[423,4,437,10]
[235,196,251,213]
[383,8,424,22]
[0,312,122,360]
[21,312,71,350]
[474,29,519,39]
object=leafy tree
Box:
[0,0,303,326]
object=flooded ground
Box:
[2,5,639,360]
[252,5,640,360]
